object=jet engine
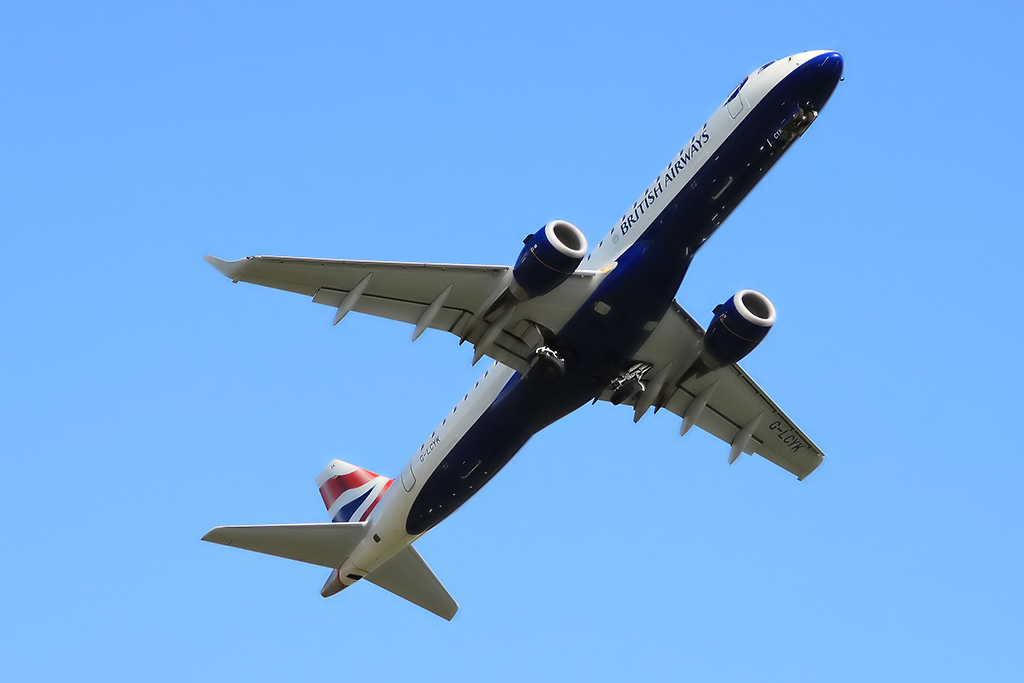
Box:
[512,220,588,299]
[703,289,776,365]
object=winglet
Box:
[204,255,244,281]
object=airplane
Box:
[202,50,844,620]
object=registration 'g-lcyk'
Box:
[204,51,845,619]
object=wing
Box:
[598,300,824,480]
[206,255,599,372]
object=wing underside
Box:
[206,255,598,372]
[599,301,824,479]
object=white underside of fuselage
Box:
[329,361,519,589]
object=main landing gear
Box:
[607,362,653,405]
[530,346,566,379]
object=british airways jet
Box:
[203,50,844,619]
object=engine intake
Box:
[512,220,588,299]
[703,289,776,365]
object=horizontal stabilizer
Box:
[367,545,458,620]
[202,522,367,568]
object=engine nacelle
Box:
[512,220,588,299]
[703,289,776,365]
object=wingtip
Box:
[204,255,243,280]
[201,526,234,544]
[797,453,826,481]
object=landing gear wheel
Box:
[531,346,566,379]
[610,379,643,405]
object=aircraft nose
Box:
[810,51,843,85]
[819,51,844,77]
[794,51,844,110]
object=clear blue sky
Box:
[3,2,1022,681]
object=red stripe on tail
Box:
[318,468,381,510]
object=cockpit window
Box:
[757,60,775,74]
[726,77,748,104]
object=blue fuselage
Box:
[406,52,843,535]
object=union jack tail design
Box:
[316,459,393,523]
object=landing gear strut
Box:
[607,362,652,405]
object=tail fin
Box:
[316,459,393,523]
[204,459,458,620]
